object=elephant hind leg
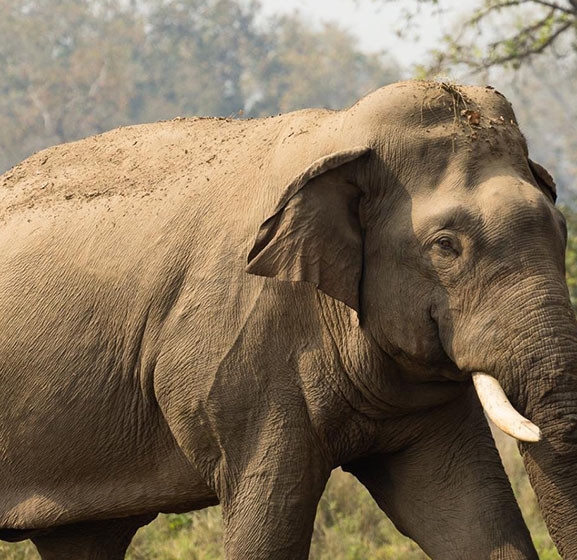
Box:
[31,514,156,560]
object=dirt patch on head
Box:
[345,80,521,148]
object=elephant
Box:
[0,79,574,560]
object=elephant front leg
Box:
[219,453,330,559]
[344,387,538,560]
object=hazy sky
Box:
[257,0,470,71]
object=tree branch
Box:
[470,0,575,25]
[500,8,555,39]
[529,0,576,14]
[471,1,529,25]
[478,19,573,69]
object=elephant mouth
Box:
[432,363,541,442]
[426,304,470,382]
[428,306,541,442]
[402,307,540,443]
[438,363,469,382]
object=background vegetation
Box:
[0,0,575,558]
[0,0,398,173]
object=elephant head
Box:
[248,81,577,556]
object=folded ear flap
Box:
[529,159,557,203]
[246,147,371,313]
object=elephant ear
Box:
[246,147,371,313]
[529,159,557,203]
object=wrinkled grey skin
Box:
[0,80,575,559]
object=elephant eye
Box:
[437,237,454,251]
[434,235,460,258]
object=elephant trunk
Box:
[448,272,577,556]
[473,350,577,557]
[492,315,577,558]
[517,362,577,559]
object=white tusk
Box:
[472,372,541,443]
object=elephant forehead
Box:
[351,80,519,134]
[382,122,529,199]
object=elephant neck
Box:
[313,293,465,417]
[295,294,467,465]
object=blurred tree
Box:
[249,15,398,115]
[0,0,144,171]
[501,55,577,200]
[134,0,264,120]
[0,0,398,173]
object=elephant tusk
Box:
[472,372,541,443]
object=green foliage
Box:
[475,5,575,71]
[249,16,396,116]
[128,509,224,560]
[0,0,144,169]
[0,540,37,560]
[561,204,577,309]
[309,471,425,559]
[136,0,262,121]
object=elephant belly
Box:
[0,432,217,530]
[0,356,216,529]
